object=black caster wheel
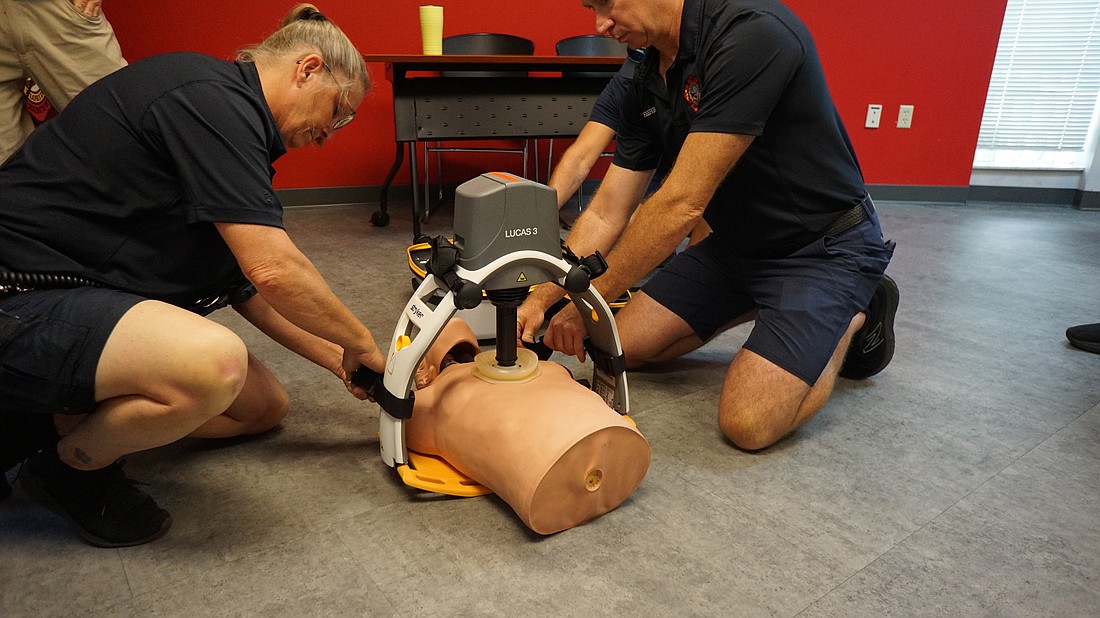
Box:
[370,211,390,227]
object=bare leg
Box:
[618,291,866,451]
[187,352,289,438]
[57,301,249,470]
[717,312,864,450]
[615,291,757,365]
[615,292,711,366]
[55,320,289,446]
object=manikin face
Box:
[280,56,364,149]
[414,319,480,389]
[582,0,652,50]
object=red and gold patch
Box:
[683,75,701,113]
[23,79,56,126]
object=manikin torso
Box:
[403,319,650,534]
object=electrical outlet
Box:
[897,104,914,129]
[865,104,882,129]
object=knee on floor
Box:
[719,418,778,452]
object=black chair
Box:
[422,33,536,213]
[442,32,534,76]
[547,35,628,208]
[555,34,627,78]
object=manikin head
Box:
[414,319,480,389]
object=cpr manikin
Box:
[403,318,650,535]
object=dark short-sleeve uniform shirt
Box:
[590,58,672,185]
[589,60,635,132]
[614,0,868,258]
[0,52,287,306]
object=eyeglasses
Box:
[321,61,356,131]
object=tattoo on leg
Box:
[73,448,93,466]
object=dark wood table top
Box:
[362,54,625,76]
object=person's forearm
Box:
[523,190,626,315]
[547,166,651,299]
[594,191,698,302]
[525,276,568,314]
[561,165,647,258]
[249,253,378,356]
[234,294,343,375]
[591,132,749,301]
[548,156,592,210]
[215,223,384,373]
[548,122,617,209]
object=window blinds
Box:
[975,0,1100,169]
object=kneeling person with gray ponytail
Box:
[0,4,382,548]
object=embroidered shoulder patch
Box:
[683,75,701,113]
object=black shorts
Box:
[642,205,893,385]
[0,288,145,415]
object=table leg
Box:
[409,141,427,243]
[372,140,405,227]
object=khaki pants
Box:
[0,0,126,162]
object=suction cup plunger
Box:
[472,287,541,383]
[474,348,541,383]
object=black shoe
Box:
[840,274,899,380]
[20,449,172,547]
[1,411,60,504]
[1066,322,1100,354]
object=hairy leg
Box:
[619,291,865,451]
[57,301,249,470]
[718,312,865,451]
[615,292,704,366]
[615,291,754,366]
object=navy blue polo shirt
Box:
[614,0,868,258]
[589,59,636,131]
[0,52,286,307]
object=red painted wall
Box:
[104,0,1007,189]
[790,1,1008,187]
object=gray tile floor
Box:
[2,198,1099,616]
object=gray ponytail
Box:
[237,4,369,95]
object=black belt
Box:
[782,198,873,256]
[822,200,871,237]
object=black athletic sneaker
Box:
[21,449,172,547]
[1,412,61,503]
[840,274,899,380]
[1066,322,1100,354]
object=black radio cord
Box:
[0,269,105,292]
[0,269,257,316]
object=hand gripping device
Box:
[353,172,630,478]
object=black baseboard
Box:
[867,184,970,205]
[965,185,1089,209]
[868,184,1100,210]
[1074,190,1100,211]
[276,183,1100,211]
